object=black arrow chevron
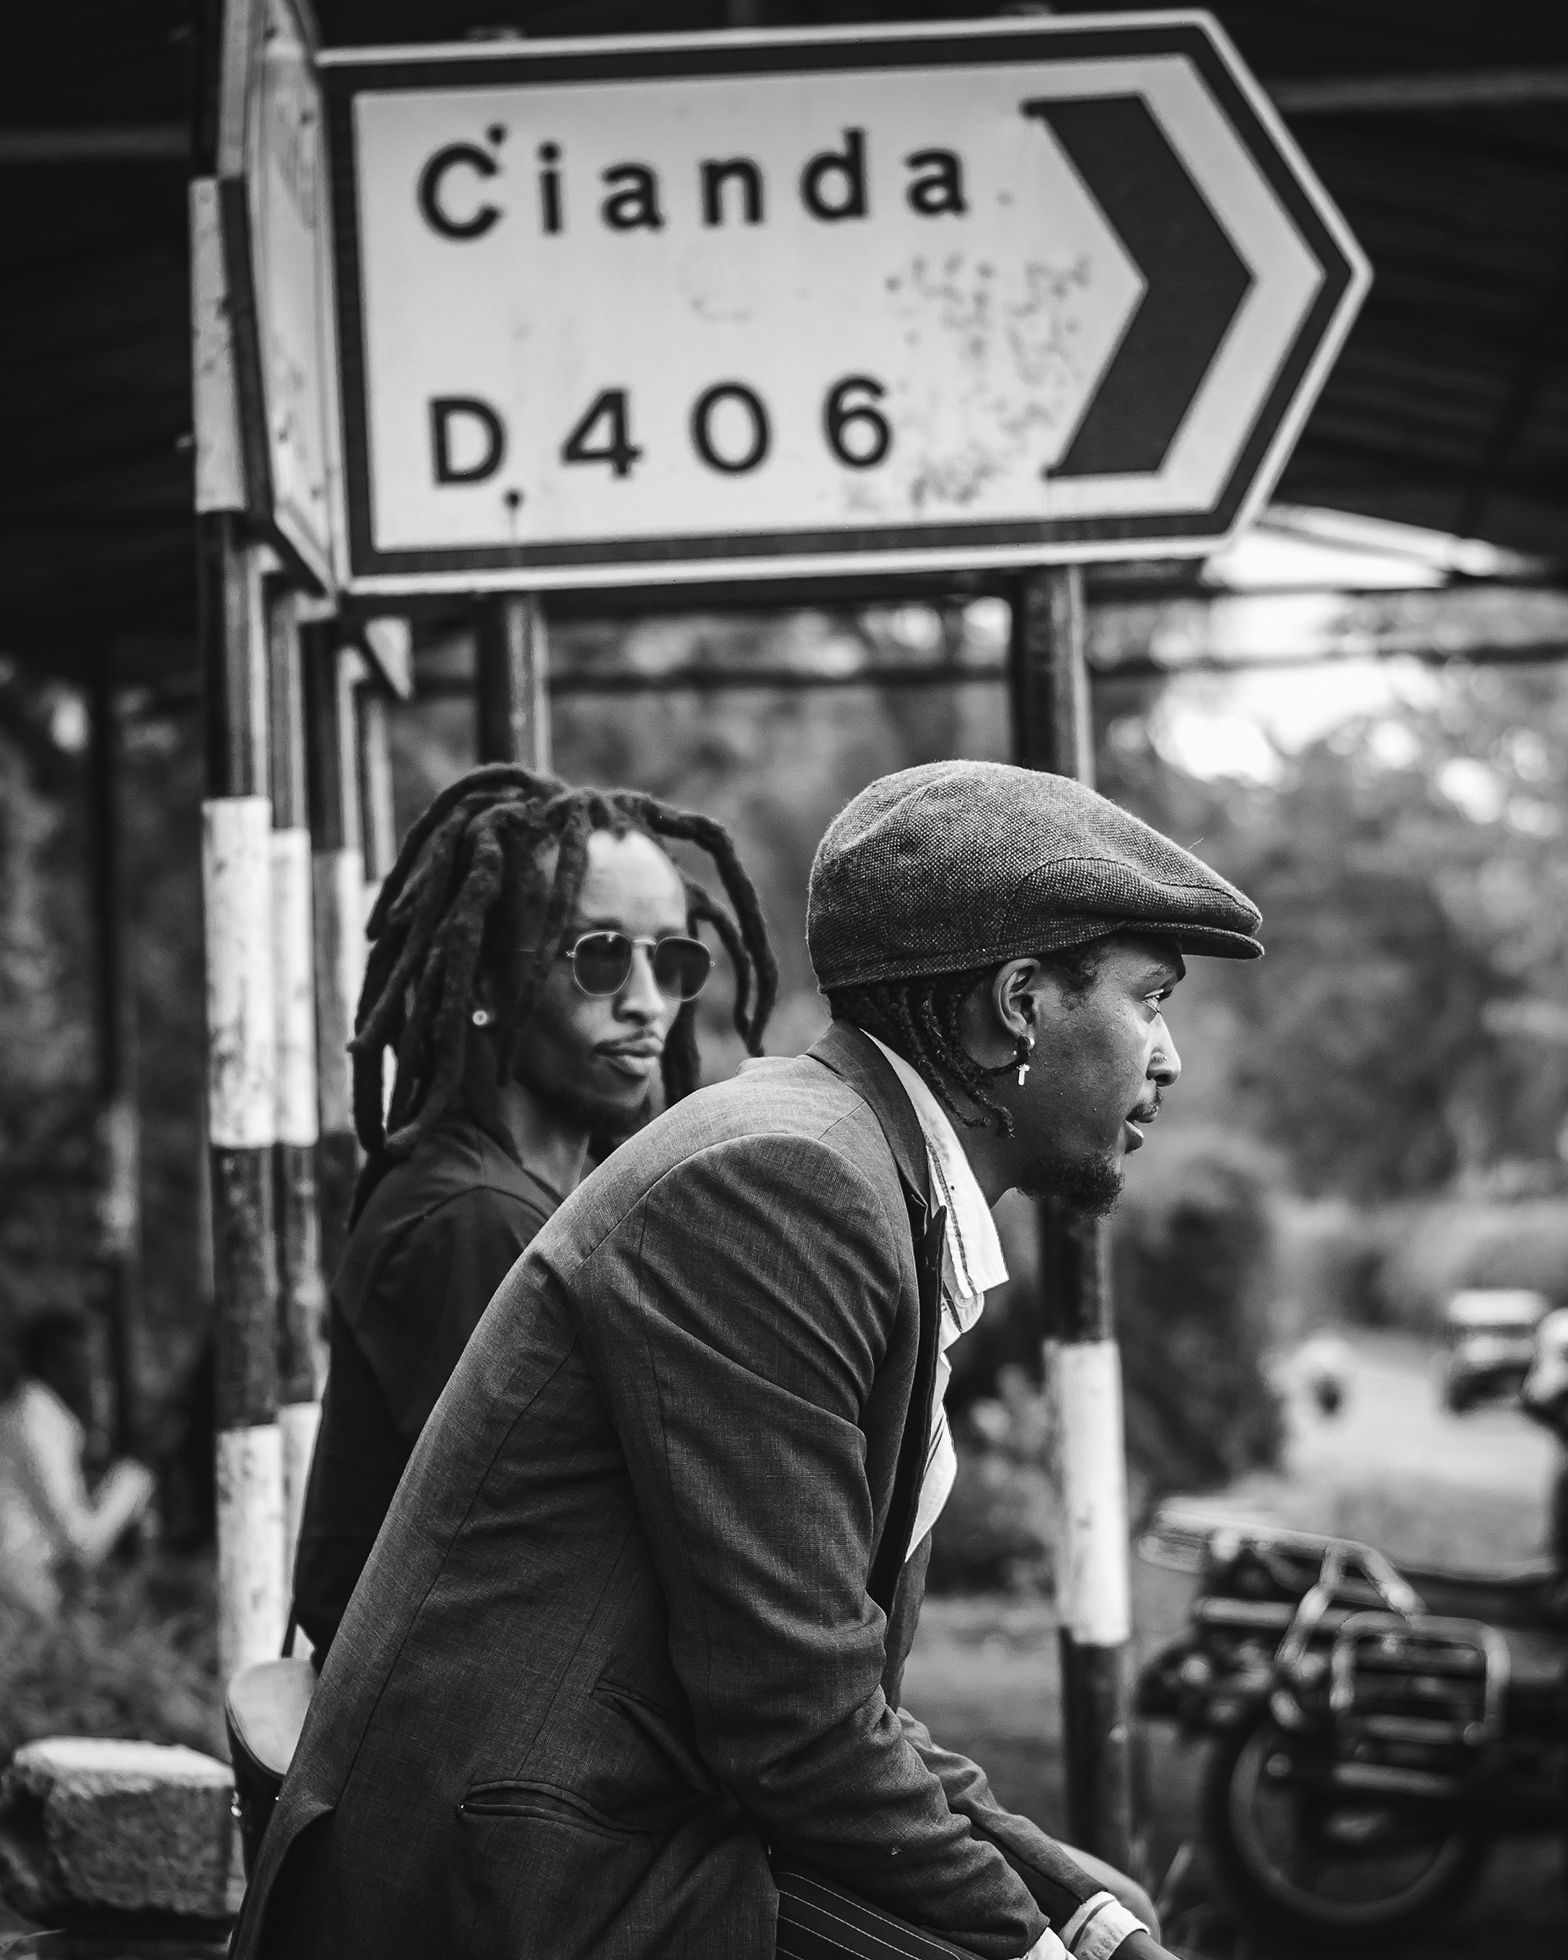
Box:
[1022,94,1254,479]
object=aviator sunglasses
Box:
[560,929,712,1002]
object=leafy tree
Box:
[1101,661,1568,1198]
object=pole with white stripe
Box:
[304,629,366,1283]
[266,585,324,1574]
[192,171,287,1679]
[1010,567,1137,1871]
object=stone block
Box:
[0,1739,236,1926]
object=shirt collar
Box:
[864,1034,1008,1305]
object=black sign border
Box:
[323,19,1358,585]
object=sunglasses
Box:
[561,930,712,1002]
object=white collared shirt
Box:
[863,1035,1007,1559]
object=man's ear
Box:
[988,957,1042,1042]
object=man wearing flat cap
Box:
[236,762,1262,1960]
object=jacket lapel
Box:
[807,1022,946,1615]
[807,1020,931,1211]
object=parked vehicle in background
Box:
[1440,1289,1549,1414]
[1137,1509,1568,1946]
[1288,1330,1355,1419]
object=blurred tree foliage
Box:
[0,710,95,1327]
[1099,662,1568,1199]
[0,682,205,1448]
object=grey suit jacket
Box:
[234,1025,1100,1960]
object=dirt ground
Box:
[903,1330,1568,1960]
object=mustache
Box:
[1130,1090,1164,1123]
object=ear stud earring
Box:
[471,1007,491,1028]
[1015,1028,1036,1087]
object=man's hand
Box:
[1111,1931,1179,1960]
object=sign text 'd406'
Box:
[324,20,1367,591]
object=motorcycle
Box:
[1135,1508,1568,1945]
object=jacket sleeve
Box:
[569,1130,1050,1959]
[896,1711,1102,1928]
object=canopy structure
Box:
[4,0,1566,685]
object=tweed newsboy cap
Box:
[807,760,1262,991]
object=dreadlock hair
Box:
[346,764,778,1223]
[826,941,1108,1137]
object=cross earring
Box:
[1015,1029,1036,1086]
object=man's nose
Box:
[1151,1019,1181,1087]
[617,945,665,1021]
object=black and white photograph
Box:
[1,5,1566,1958]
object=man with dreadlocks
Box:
[238,761,1261,1960]
[290,763,776,1660]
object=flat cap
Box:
[808,760,1261,991]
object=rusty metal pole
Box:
[1010,567,1136,1873]
[304,631,365,1286]
[266,585,325,1575]
[475,596,552,771]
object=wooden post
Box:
[199,510,287,1680]
[266,585,324,1575]
[89,665,141,1457]
[304,629,365,1286]
[1010,567,1136,1872]
[475,595,552,770]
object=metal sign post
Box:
[320,15,1365,599]
[193,154,287,1674]
[1011,564,1136,1867]
[476,597,553,771]
[266,585,324,1573]
[303,628,365,1286]
[196,0,340,1672]
[197,509,288,1678]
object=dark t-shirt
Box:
[292,1103,560,1660]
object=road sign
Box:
[321,15,1368,595]
[246,0,340,588]
[216,0,340,589]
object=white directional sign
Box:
[321,16,1368,594]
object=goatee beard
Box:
[559,1084,652,1143]
[1017,1148,1124,1217]
[519,1070,653,1145]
